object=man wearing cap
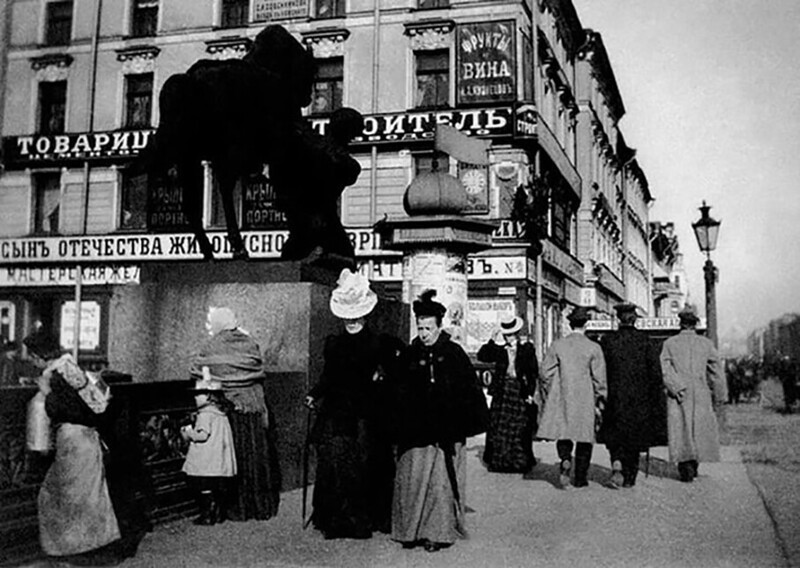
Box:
[660,306,727,482]
[477,313,539,473]
[598,303,666,488]
[536,306,607,489]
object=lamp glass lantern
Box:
[692,201,721,254]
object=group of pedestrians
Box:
[305,272,488,552]
[481,302,726,490]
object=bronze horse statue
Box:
[138,25,361,266]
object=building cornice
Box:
[578,30,625,123]
[205,36,251,60]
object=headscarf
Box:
[207,307,238,336]
[44,354,110,414]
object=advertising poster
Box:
[459,163,490,214]
[147,174,191,232]
[60,301,101,351]
[465,298,516,353]
[457,21,516,106]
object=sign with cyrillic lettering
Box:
[457,21,516,105]
[253,0,308,22]
[0,265,140,286]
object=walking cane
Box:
[302,405,313,529]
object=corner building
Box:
[0,0,656,364]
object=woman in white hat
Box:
[477,313,539,473]
[304,269,403,539]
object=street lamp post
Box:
[691,201,721,347]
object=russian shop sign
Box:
[456,21,516,105]
[253,0,308,21]
[0,229,391,265]
[0,265,140,286]
[2,106,534,169]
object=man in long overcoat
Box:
[537,307,607,488]
[599,303,667,488]
[660,306,727,482]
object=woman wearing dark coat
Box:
[305,269,402,539]
[598,303,667,487]
[392,290,488,553]
[477,314,539,473]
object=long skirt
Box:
[39,424,120,556]
[311,419,372,538]
[227,410,281,521]
[392,443,467,545]
[484,377,535,473]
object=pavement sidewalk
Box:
[20,437,785,568]
[88,435,785,568]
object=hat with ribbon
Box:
[329,268,378,320]
[499,314,523,335]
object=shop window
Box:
[221,0,249,28]
[415,50,449,109]
[33,173,61,235]
[45,1,73,46]
[551,199,568,249]
[210,175,242,228]
[119,169,148,230]
[315,0,345,19]
[419,0,449,8]
[311,58,343,115]
[124,73,153,128]
[132,0,158,38]
[60,300,102,353]
[38,81,67,134]
[414,151,448,175]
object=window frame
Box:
[131,0,158,38]
[44,1,73,46]
[220,0,249,28]
[315,0,345,19]
[414,49,450,109]
[118,168,148,231]
[310,57,344,116]
[123,73,154,129]
[32,171,62,235]
[38,80,67,135]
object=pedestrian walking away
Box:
[536,306,607,489]
[190,307,281,520]
[598,303,667,488]
[392,289,488,553]
[181,374,237,525]
[660,305,727,482]
[477,313,539,473]
[304,268,403,539]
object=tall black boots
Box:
[556,441,593,488]
[573,444,593,488]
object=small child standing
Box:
[181,370,237,525]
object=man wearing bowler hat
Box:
[598,303,667,488]
[660,305,727,482]
[536,306,607,489]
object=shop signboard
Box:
[456,21,516,105]
[60,301,101,351]
[0,265,140,286]
[253,0,308,21]
[0,229,391,265]
[241,174,287,230]
[147,175,191,232]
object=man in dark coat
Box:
[599,303,667,488]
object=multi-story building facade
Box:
[0,0,656,367]
[649,221,688,317]
[574,29,652,318]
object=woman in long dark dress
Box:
[190,307,280,521]
[477,314,539,473]
[305,269,401,539]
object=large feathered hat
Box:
[329,269,378,320]
[412,289,447,319]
